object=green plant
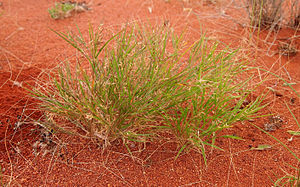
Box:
[31,24,192,146]
[30,24,264,161]
[48,2,76,19]
[246,0,283,29]
[160,37,264,161]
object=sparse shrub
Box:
[30,24,263,161]
[290,0,300,28]
[246,0,284,29]
[48,2,89,19]
[48,2,75,19]
[245,0,300,30]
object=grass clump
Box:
[48,2,75,19]
[246,0,300,30]
[290,0,300,28]
[160,38,264,161]
[246,0,283,30]
[48,2,89,19]
[32,25,193,147]
[30,24,263,160]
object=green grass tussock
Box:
[30,24,264,161]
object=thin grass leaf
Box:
[287,131,300,136]
[221,135,245,140]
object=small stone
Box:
[290,97,296,104]
[264,123,276,131]
[264,116,284,131]
[275,91,283,97]
[130,142,136,148]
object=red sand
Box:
[0,0,299,186]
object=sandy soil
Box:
[0,0,299,186]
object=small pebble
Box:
[290,97,296,104]
[130,142,135,148]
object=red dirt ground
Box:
[0,0,299,186]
